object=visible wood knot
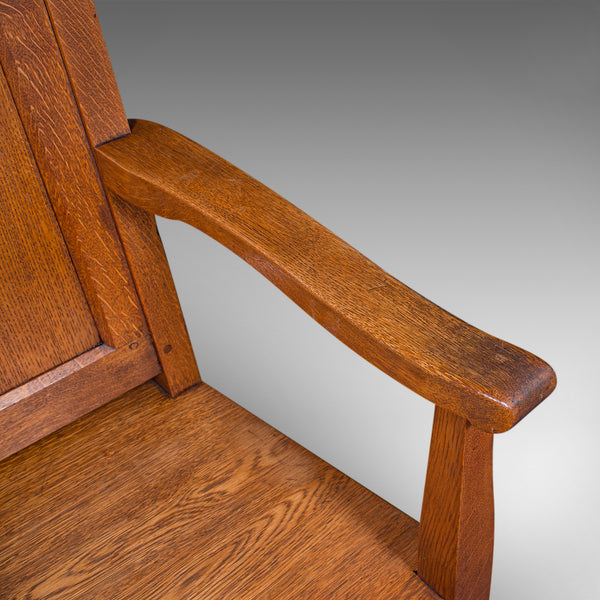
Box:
[164,344,173,354]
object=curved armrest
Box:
[96,119,555,433]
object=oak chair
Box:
[0,2,556,598]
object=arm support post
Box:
[419,406,494,600]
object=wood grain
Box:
[0,0,147,348]
[108,193,201,396]
[0,66,100,395]
[418,406,494,600]
[0,344,112,413]
[0,4,555,597]
[44,0,130,147]
[45,0,201,395]
[96,119,557,433]
[0,381,438,599]
[0,335,160,461]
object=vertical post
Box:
[418,406,494,600]
[108,192,201,397]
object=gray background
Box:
[96,1,599,598]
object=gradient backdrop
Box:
[96,2,600,598]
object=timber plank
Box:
[0,0,147,348]
[418,406,494,600]
[46,0,200,394]
[45,0,129,147]
[0,335,160,461]
[107,193,201,396]
[0,67,99,395]
[0,381,431,599]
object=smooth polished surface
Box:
[44,0,200,396]
[0,0,165,460]
[0,381,439,600]
[0,1,580,587]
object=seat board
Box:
[0,381,439,599]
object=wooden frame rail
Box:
[0,335,160,461]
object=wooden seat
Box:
[0,2,555,599]
[0,382,437,600]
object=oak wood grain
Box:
[96,119,557,433]
[0,335,160,461]
[0,4,557,598]
[0,0,147,348]
[45,0,201,395]
[0,66,100,395]
[44,0,130,147]
[108,193,201,396]
[418,406,494,600]
[0,381,437,600]
[0,344,112,413]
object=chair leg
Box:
[418,406,494,600]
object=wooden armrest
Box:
[95,119,555,433]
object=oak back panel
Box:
[0,0,147,348]
[0,69,100,395]
[0,0,185,459]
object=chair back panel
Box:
[0,0,147,349]
[0,0,166,460]
[0,70,100,395]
